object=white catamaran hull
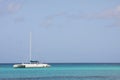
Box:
[13,64,50,68]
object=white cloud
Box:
[7,3,21,13]
[0,1,22,16]
[40,12,67,27]
[97,5,120,19]
[70,5,120,27]
[96,5,120,27]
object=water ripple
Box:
[1,76,120,80]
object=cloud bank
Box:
[41,5,120,27]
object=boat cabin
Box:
[30,60,39,64]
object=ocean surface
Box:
[0,63,120,80]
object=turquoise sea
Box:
[0,63,120,80]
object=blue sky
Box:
[0,0,120,63]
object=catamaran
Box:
[13,32,50,68]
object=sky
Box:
[0,0,120,63]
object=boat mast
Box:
[30,32,32,61]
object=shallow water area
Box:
[0,63,120,80]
